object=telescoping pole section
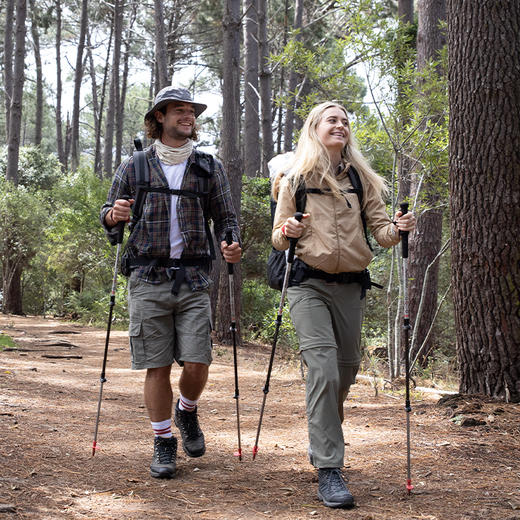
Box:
[92,214,126,456]
[400,202,413,494]
[253,212,303,460]
[225,229,242,461]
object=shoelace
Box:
[325,469,346,493]
[178,410,201,439]
[155,440,176,464]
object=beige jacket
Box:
[272,167,400,273]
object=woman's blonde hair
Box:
[276,101,388,201]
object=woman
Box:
[272,102,415,509]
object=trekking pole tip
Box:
[92,441,98,457]
[406,479,413,494]
[233,448,243,461]
[252,445,259,460]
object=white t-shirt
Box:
[160,160,188,259]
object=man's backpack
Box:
[120,139,215,276]
[266,165,371,291]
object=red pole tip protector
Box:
[406,479,414,494]
[92,441,98,456]
[234,449,242,459]
[252,446,259,460]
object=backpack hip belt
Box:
[127,255,211,295]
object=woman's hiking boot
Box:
[174,400,206,457]
[317,468,355,508]
[150,436,177,479]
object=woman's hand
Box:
[282,213,310,239]
[393,210,416,233]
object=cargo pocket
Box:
[129,320,146,368]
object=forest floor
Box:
[0,315,519,520]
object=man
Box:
[100,86,241,479]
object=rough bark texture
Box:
[154,0,169,91]
[6,0,27,185]
[55,0,66,170]
[283,0,303,153]
[243,0,260,178]
[103,0,123,176]
[448,0,520,402]
[29,0,43,145]
[218,0,242,343]
[3,0,15,139]
[70,0,88,170]
[408,0,446,366]
[258,0,274,175]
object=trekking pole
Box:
[225,229,242,461]
[253,212,303,460]
[92,209,127,456]
[400,202,413,494]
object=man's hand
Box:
[221,240,241,264]
[106,198,134,227]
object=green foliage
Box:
[241,279,298,350]
[240,175,272,279]
[0,333,18,351]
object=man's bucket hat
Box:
[145,86,207,121]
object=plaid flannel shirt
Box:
[100,146,240,291]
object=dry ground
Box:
[1,315,519,520]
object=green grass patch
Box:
[0,333,18,351]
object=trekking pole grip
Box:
[115,195,131,244]
[225,229,234,274]
[399,202,409,259]
[287,212,303,264]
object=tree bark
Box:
[283,0,303,153]
[70,0,88,170]
[258,0,274,175]
[218,0,242,343]
[103,0,123,176]
[154,0,169,91]
[408,0,446,367]
[55,0,66,170]
[29,0,43,146]
[243,0,260,178]
[448,0,520,402]
[3,0,15,140]
[94,24,113,177]
[6,0,27,185]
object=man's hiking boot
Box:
[174,400,206,457]
[317,468,355,508]
[150,436,177,479]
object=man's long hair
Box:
[280,101,388,200]
[144,105,199,141]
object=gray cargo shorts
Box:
[127,272,213,370]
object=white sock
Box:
[179,394,198,412]
[151,418,172,438]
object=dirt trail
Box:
[1,315,519,520]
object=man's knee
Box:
[182,362,209,380]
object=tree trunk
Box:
[103,0,123,176]
[2,261,23,315]
[154,0,169,91]
[397,0,415,201]
[243,0,260,177]
[70,0,88,170]
[6,0,27,185]
[3,0,15,139]
[94,24,113,177]
[218,0,242,344]
[29,0,43,146]
[258,0,274,175]
[448,0,520,402]
[408,0,446,367]
[55,0,66,170]
[283,0,303,152]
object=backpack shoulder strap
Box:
[347,165,372,251]
[129,141,150,232]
